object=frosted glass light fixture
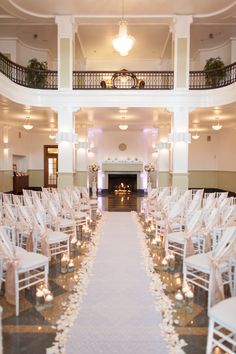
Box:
[212,117,222,130]
[112,0,135,56]
[192,129,200,140]
[119,116,128,130]
[23,116,33,130]
[49,130,55,140]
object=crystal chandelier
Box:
[112,0,135,56]
[23,116,33,130]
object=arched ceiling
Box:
[1,0,236,18]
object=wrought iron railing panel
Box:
[189,62,236,90]
[0,53,58,89]
[73,70,174,90]
[1,52,236,91]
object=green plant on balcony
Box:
[204,57,226,87]
[26,58,48,88]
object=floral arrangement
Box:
[88,163,100,172]
[144,163,155,173]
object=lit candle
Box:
[36,289,45,306]
[71,237,77,252]
[68,259,75,272]
[161,257,168,271]
[175,290,184,307]
[45,293,53,303]
[151,238,158,246]
[185,290,194,311]
[42,287,50,296]
[168,252,175,272]
[61,254,68,274]
[182,281,190,294]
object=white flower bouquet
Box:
[88,163,100,172]
[144,163,155,173]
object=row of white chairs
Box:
[145,187,236,354]
[0,186,98,316]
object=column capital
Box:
[170,15,193,37]
[51,105,80,114]
[55,15,76,38]
[166,106,192,114]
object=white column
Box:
[75,125,89,187]
[168,107,191,189]
[156,127,170,187]
[171,15,192,89]
[56,106,78,187]
[55,16,75,90]
[0,126,13,192]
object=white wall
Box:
[192,39,235,70]
[217,128,236,171]
[189,128,236,172]
[0,39,17,62]
[7,129,54,170]
[189,132,219,170]
[86,58,167,71]
[0,38,52,67]
[93,130,155,164]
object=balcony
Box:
[0,52,236,91]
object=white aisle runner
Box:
[65,212,168,354]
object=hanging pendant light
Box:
[192,129,200,140]
[112,0,135,56]
[23,116,33,130]
[119,116,128,130]
[212,117,222,130]
[49,129,56,140]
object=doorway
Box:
[44,145,58,188]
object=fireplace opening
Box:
[108,174,137,193]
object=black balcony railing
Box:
[189,62,236,89]
[0,53,58,89]
[1,52,236,91]
[73,69,174,89]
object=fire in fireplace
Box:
[115,182,131,194]
[108,174,137,193]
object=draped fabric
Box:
[26,230,34,252]
[5,258,18,305]
[41,232,51,260]
[209,227,236,307]
[185,231,195,257]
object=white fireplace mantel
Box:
[102,161,143,172]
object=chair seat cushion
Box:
[209,296,236,332]
[18,252,48,273]
[185,252,228,273]
[47,230,69,243]
[58,218,75,228]
[74,211,87,219]
[167,231,185,244]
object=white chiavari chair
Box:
[0,226,48,316]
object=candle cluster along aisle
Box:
[133,212,187,354]
[175,282,194,312]
[47,213,106,354]
[36,285,54,309]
